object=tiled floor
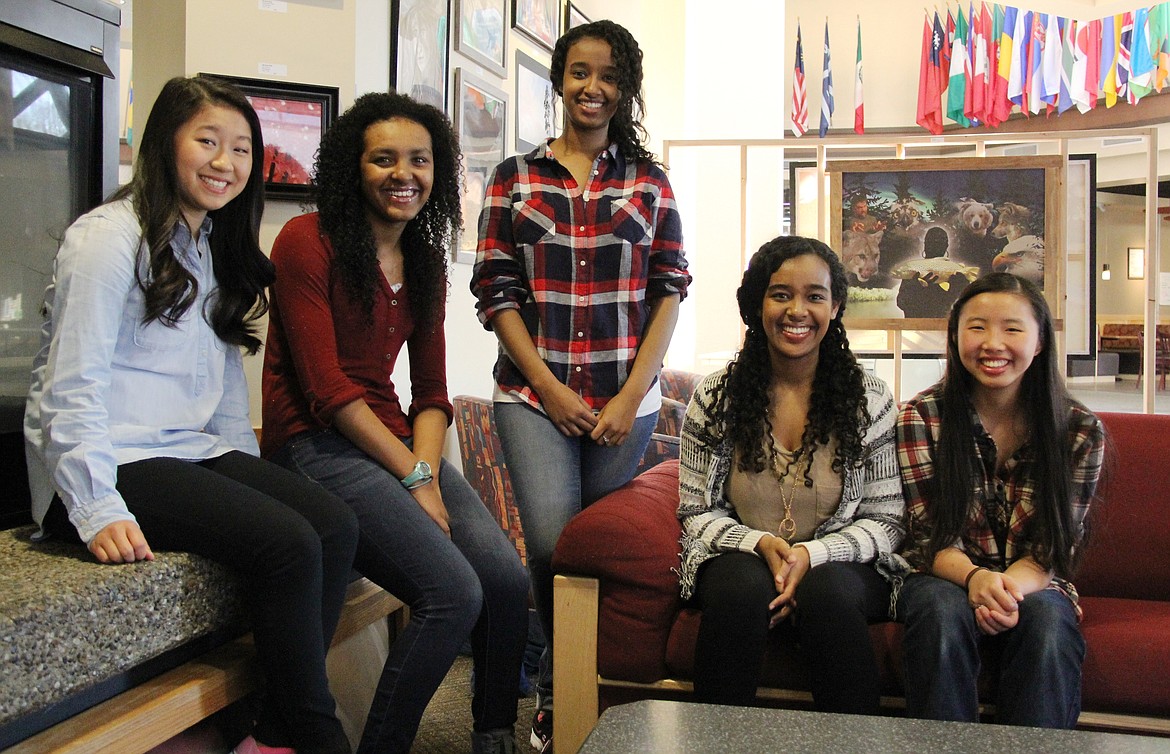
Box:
[1068,377,1170,414]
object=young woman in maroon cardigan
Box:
[261,92,528,754]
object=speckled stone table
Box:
[578,700,1170,753]
[0,525,246,745]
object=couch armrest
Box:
[552,461,683,682]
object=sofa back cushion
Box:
[1076,412,1170,601]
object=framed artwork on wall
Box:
[514,50,558,153]
[392,0,450,111]
[564,1,589,30]
[455,0,508,78]
[455,68,507,263]
[1129,247,1146,279]
[512,0,560,51]
[827,156,1062,327]
[199,74,338,200]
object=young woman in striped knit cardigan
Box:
[677,235,906,714]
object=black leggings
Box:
[692,552,891,714]
[46,451,359,754]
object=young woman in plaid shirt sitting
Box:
[472,20,689,751]
[895,272,1105,728]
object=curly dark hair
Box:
[931,272,1084,577]
[112,75,272,354]
[550,19,657,165]
[312,91,461,330]
[707,236,869,482]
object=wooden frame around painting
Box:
[199,74,338,200]
[512,0,560,51]
[564,0,589,30]
[514,49,558,152]
[455,68,508,263]
[454,0,508,78]
[827,156,1063,329]
[392,0,450,112]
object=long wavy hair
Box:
[313,92,460,330]
[705,236,868,481]
[550,19,657,165]
[930,272,1081,577]
[112,76,271,354]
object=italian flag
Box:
[854,18,864,134]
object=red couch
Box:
[550,412,1170,753]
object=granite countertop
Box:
[579,700,1170,754]
[0,526,245,725]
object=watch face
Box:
[418,460,432,475]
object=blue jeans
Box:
[494,401,657,704]
[897,573,1085,728]
[273,430,529,753]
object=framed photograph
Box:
[455,68,508,263]
[455,0,508,78]
[200,74,338,201]
[514,50,558,152]
[564,1,589,30]
[392,0,450,111]
[827,156,1063,327]
[1129,247,1146,279]
[512,0,560,51]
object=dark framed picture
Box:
[827,156,1062,326]
[564,1,589,30]
[455,68,507,263]
[199,74,338,201]
[455,0,508,78]
[512,0,560,51]
[514,49,558,153]
[392,0,450,111]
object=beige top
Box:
[728,440,844,542]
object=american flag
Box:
[792,22,808,136]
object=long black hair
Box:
[931,272,1080,576]
[550,19,657,165]
[113,75,271,354]
[705,236,868,479]
[313,91,461,331]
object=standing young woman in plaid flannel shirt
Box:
[896,272,1105,729]
[471,20,689,751]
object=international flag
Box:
[125,79,133,147]
[917,12,945,134]
[966,2,989,126]
[1085,19,1102,109]
[1023,11,1046,115]
[947,6,970,125]
[820,20,834,137]
[1101,14,1118,107]
[854,18,864,134]
[1008,9,1028,109]
[1153,2,1170,92]
[1058,17,1077,114]
[792,22,808,136]
[941,7,954,93]
[1118,12,1133,103]
[990,4,1017,126]
[1130,7,1155,101]
[1039,12,1061,112]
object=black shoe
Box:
[529,709,552,753]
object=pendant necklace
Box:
[771,451,800,540]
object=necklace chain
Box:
[765,405,805,541]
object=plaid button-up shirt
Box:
[896,384,1105,612]
[471,141,689,411]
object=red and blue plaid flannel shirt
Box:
[896,384,1105,613]
[471,142,690,411]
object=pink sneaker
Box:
[231,735,296,754]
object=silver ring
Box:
[600,436,609,445]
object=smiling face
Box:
[760,253,840,371]
[359,117,434,232]
[560,36,620,138]
[956,291,1043,402]
[173,104,253,231]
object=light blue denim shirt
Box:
[24,199,259,543]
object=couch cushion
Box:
[553,462,683,683]
[1080,596,1170,716]
[1078,413,1170,601]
